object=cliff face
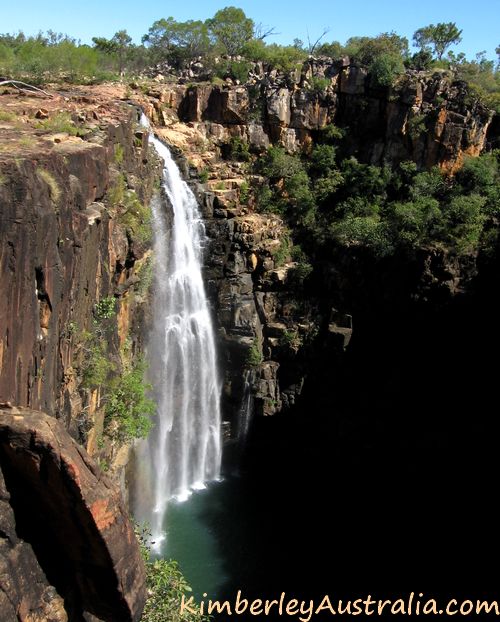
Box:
[0,89,159,445]
[143,67,495,427]
[0,88,158,621]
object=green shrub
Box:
[273,233,291,267]
[279,329,302,351]
[104,358,155,443]
[309,76,331,92]
[136,525,209,622]
[369,52,405,87]
[407,113,428,140]
[94,296,116,321]
[119,190,152,244]
[135,256,154,299]
[114,143,124,164]
[331,214,394,257]
[239,180,249,204]
[223,136,251,162]
[246,340,263,367]
[81,334,114,388]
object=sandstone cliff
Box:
[0,87,158,620]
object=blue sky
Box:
[2,0,499,60]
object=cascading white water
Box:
[133,117,222,549]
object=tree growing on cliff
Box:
[206,7,254,56]
[413,22,462,60]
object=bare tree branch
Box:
[0,80,53,97]
[307,28,330,55]
[254,23,280,41]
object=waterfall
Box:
[237,369,255,444]
[133,117,222,549]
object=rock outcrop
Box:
[143,58,494,173]
[0,407,146,622]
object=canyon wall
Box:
[0,90,158,620]
[138,61,495,427]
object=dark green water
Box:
[161,481,230,600]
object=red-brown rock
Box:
[0,407,146,622]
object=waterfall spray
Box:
[134,116,222,549]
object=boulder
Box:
[0,407,146,622]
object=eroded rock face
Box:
[163,59,495,171]
[0,467,68,622]
[0,407,146,622]
[0,102,159,448]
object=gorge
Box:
[0,38,499,622]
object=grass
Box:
[0,110,16,122]
[36,168,61,203]
[35,111,80,136]
[19,136,37,148]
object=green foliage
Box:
[80,332,114,388]
[273,233,291,267]
[198,169,209,183]
[407,113,428,140]
[279,329,302,351]
[243,40,306,72]
[319,123,345,144]
[308,76,331,92]
[142,18,210,67]
[92,29,133,73]
[288,246,313,288]
[215,60,252,84]
[223,136,251,161]
[344,32,408,87]
[114,143,124,164]
[246,340,263,367]
[206,6,254,56]
[94,296,116,321]
[255,147,317,226]
[239,180,249,204]
[36,112,80,135]
[135,256,154,299]
[104,357,155,443]
[0,110,16,122]
[108,174,126,205]
[107,175,152,243]
[315,41,344,58]
[450,52,500,113]
[331,214,394,257]
[413,22,462,60]
[369,52,405,87]
[119,190,152,244]
[136,526,208,622]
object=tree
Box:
[413,22,462,61]
[92,30,132,74]
[142,18,210,66]
[206,7,254,56]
